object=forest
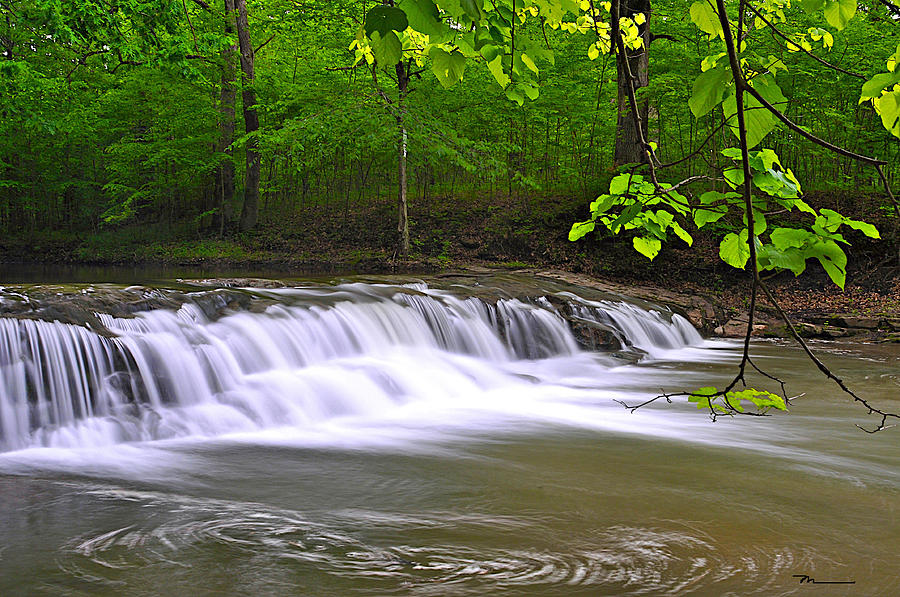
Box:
[3,4,900,592]
[1,0,898,286]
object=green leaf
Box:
[670,220,694,246]
[727,388,787,411]
[823,0,856,30]
[590,194,617,215]
[505,84,525,105]
[694,208,727,228]
[720,229,750,269]
[694,192,732,227]
[860,71,900,101]
[431,47,466,88]
[742,209,767,235]
[725,393,745,412]
[371,31,403,66]
[520,53,539,74]
[609,173,637,195]
[844,218,880,239]
[811,238,848,289]
[461,0,484,21]
[487,55,510,88]
[365,5,409,37]
[756,148,781,171]
[633,236,662,260]
[690,1,723,38]
[723,167,744,189]
[480,44,500,63]
[801,0,826,12]
[609,202,642,232]
[758,244,808,275]
[752,169,800,198]
[400,0,443,36]
[770,227,811,250]
[874,91,900,138]
[688,66,732,118]
[722,77,786,149]
[689,386,718,409]
[569,220,595,241]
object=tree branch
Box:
[747,3,864,80]
[254,34,276,55]
[877,0,900,17]
[756,279,899,433]
[743,85,887,166]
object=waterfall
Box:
[0,283,703,452]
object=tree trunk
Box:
[396,60,410,256]
[216,0,238,235]
[613,0,651,167]
[234,0,260,232]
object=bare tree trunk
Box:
[216,0,237,236]
[396,60,410,256]
[234,0,260,231]
[613,0,651,166]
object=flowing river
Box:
[0,273,897,596]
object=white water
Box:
[2,279,899,596]
[0,282,709,452]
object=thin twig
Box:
[756,279,899,433]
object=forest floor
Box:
[2,189,898,341]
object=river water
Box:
[0,274,897,595]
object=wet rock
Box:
[827,315,881,330]
[719,319,748,338]
[796,322,824,338]
[189,289,253,319]
[822,326,851,339]
[567,318,623,351]
[182,278,288,289]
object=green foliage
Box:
[570,0,889,292]
[364,5,409,37]
[569,173,693,260]
[689,386,787,415]
[861,44,900,138]
[0,0,894,277]
[690,1,723,39]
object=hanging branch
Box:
[744,84,900,232]
[615,0,900,431]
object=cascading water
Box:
[0,281,703,452]
[3,276,899,597]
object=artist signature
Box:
[792,574,856,585]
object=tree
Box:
[234,0,261,231]
[215,0,239,235]
[612,0,651,166]
[570,0,899,431]
[355,1,421,255]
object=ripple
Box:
[53,488,819,595]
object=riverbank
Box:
[2,190,897,341]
